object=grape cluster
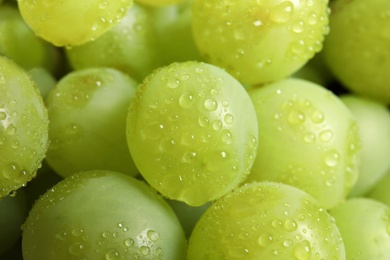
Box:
[1,0,390,259]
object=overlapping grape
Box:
[1,0,390,258]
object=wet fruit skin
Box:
[22,170,187,260]
[0,56,49,198]
[247,78,360,209]
[127,61,258,206]
[187,181,346,259]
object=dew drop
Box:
[319,129,333,143]
[6,125,16,135]
[147,230,160,241]
[182,151,197,163]
[288,110,305,125]
[224,114,234,124]
[292,20,305,33]
[105,249,120,259]
[69,243,85,256]
[167,77,180,89]
[140,246,150,256]
[324,150,340,167]
[284,218,298,232]
[302,132,315,144]
[0,112,6,120]
[310,110,324,124]
[179,93,194,108]
[124,238,134,247]
[221,129,233,144]
[198,116,209,127]
[212,120,223,131]
[270,1,294,23]
[2,163,19,180]
[258,233,272,247]
[204,98,218,111]
[283,239,293,247]
[293,240,311,260]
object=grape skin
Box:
[192,0,330,85]
[18,0,134,46]
[0,56,49,198]
[22,170,187,260]
[188,182,345,259]
[127,61,258,206]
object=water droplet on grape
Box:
[105,249,120,259]
[179,92,194,108]
[324,150,340,167]
[124,238,134,247]
[288,110,305,125]
[258,233,272,247]
[270,1,294,23]
[204,98,218,111]
[198,116,210,127]
[140,246,150,256]
[319,129,333,143]
[310,110,324,124]
[284,218,298,231]
[167,77,180,88]
[69,242,85,256]
[293,240,311,260]
[224,114,234,124]
[0,112,6,120]
[212,120,223,130]
[221,129,233,144]
[147,230,160,241]
[302,132,315,143]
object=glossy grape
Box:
[45,68,139,178]
[18,0,134,46]
[188,182,345,259]
[127,61,258,206]
[192,0,330,85]
[22,170,187,260]
[0,55,49,198]
[247,78,360,209]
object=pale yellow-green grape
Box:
[45,68,139,178]
[0,56,49,198]
[127,61,258,206]
[0,189,27,256]
[323,0,390,104]
[188,182,346,259]
[247,78,360,209]
[17,0,133,46]
[66,4,161,82]
[329,198,390,259]
[192,0,330,85]
[135,0,183,7]
[341,95,390,197]
[366,170,390,208]
[0,4,60,73]
[155,0,202,65]
[22,170,187,260]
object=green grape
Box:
[247,78,360,209]
[28,67,57,100]
[366,170,390,208]
[0,189,28,256]
[340,95,390,197]
[22,170,187,260]
[156,0,202,65]
[323,0,390,104]
[188,181,345,259]
[127,61,258,206]
[0,4,60,73]
[166,199,210,238]
[66,3,161,82]
[329,198,390,259]
[45,68,139,178]
[17,0,134,47]
[135,0,184,7]
[0,55,49,198]
[192,0,330,85]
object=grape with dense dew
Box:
[22,170,187,260]
[340,95,390,197]
[0,4,60,73]
[192,0,330,85]
[329,198,390,259]
[0,189,27,256]
[247,78,360,209]
[323,0,390,104]
[66,3,161,82]
[187,181,346,259]
[45,67,139,178]
[0,55,49,198]
[127,61,258,206]
[17,0,134,46]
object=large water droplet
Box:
[288,110,305,125]
[179,93,194,108]
[294,240,311,260]
[147,230,160,241]
[270,1,294,23]
[204,99,218,111]
[324,150,340,167]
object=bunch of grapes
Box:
[1,0,390,259]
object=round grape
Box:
[126,61,258,206]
